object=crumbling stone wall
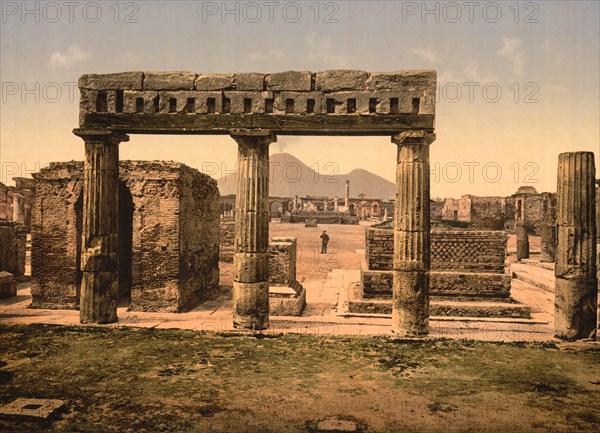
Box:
[31,161,219,311]
[269,238,297,286]
[366,228,506,272]
[364,227,509,298]
[0,221,27,278]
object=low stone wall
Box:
[366,228,506,273]
[282,212,358,225]
[269,237,297,286]
[0,221,27,279]
[363,270,511,298]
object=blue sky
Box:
[1,0,599,198]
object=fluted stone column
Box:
[74,129,128,324]
[555,152,597,340]
[391,131,435,337]
[231,129,276,330]
[540,193,557,263]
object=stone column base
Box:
[233,281,269,330]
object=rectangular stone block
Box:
[223,91,273,114]
[365,71,436,91]
[143,72,197,90]
[266,71,312,91]
[235,73,265,90]
[0,271,16,299]
[79,72,143,90]
[274,91,323,114]
[195,74,235,90]
[316,70,368,91]
[123,91,159,114]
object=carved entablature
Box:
[78,70,436,135]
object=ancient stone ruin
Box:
[268,237,306,316]
[554,152,597,340]
[347,226,529,319]
[75,69,436,334]
[30,161,220,313]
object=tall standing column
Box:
[391,131,435,337]
[230,129,276,330]
[73,129,128,324]
[555,152,597,340]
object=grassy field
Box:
[0,324,599,433]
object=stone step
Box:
[347,298,531,319]
[511,263,554,293]
[520,259,555,271]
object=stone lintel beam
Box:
[230,129,277,330]
[73,128,128,324]
[390,130,435,337]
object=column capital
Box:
[73,129,129,145]
[391,130,436,146]
[230,129,277,145]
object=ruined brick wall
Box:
[31,161,219,311]
[219,218,235,261]
[269,237,297,285]
[31,163,82,308]
[0,183,13,221]
[177,165,220,308]
[430,199,444,220]
[0,221,27,278]
[470,196,505,230]
[366,228,506,273]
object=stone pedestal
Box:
[231,129,276,330]
[390,131,435,337]
[555,152,597,340]
[516,222,530,260]
[74,129,128,324]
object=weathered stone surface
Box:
[554,151,597,340]
[316,70,368,91]
[266,71,311,91]
[0,271,16,299]
[516,222,530,260]
[0,221,26,278]
[30,160,220,312]
[231,130,276,329]
[143,71,196,90]
[79,72,143,90]
[0,398,65,419]
[274,91,323,114]
[235,73,265,91]
[223,91,273,114]
[366,70,436,91]
[195,74,235,90]
[390,131,435,336]
[123,90,159,114]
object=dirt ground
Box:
[0,325,598,433]
[220,221,371,286]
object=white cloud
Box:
[305,33,348,68]
[463,62,498,82]
[412,46,439,65]
[48,45,90,68]
[498,37,524,75]
[248,49,284,61]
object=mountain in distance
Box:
[217,152,396,199]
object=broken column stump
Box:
[391,131,435,337]
[554,151,597,340]
[231,129,275,330]
[74,129,128,324]
[540,193,557,263]
[516,221,530,260]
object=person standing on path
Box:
[320,230,330,254]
